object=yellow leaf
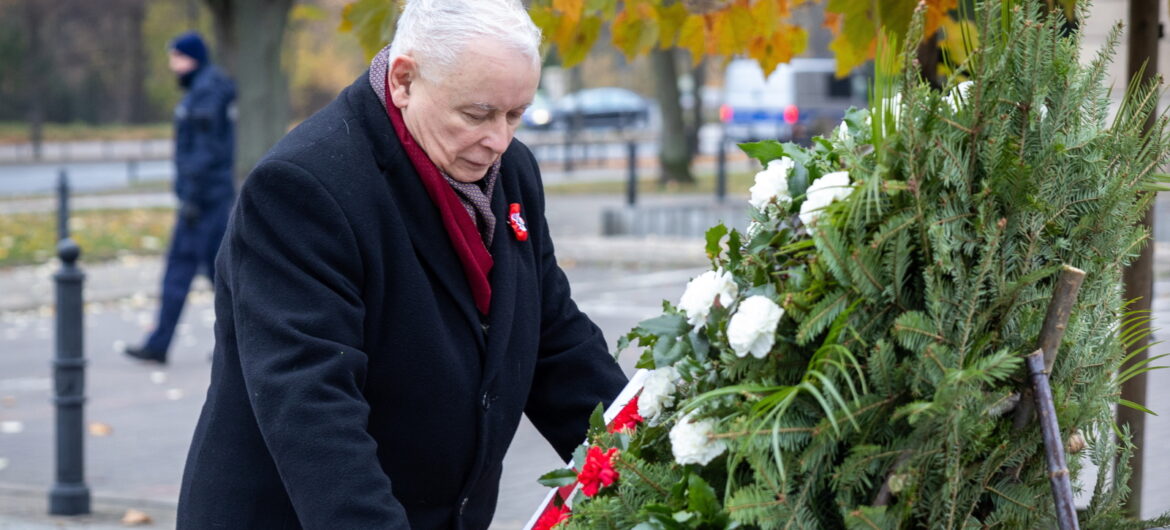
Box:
[678,15,707,63]
[612,5,660,60]
[559,15,603,67]
[750,0,779,38]
[748,23,808,76]
[923,0,959,37]
[656,2,690,48]
[553,0,585,25]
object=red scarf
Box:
[385,78,493,315]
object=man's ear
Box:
[388,55,417,109]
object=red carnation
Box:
[577,446,620,497]
[608,395,644,433]
[533,501,571,530]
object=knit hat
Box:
[170,31,208,65]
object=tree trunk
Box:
[23,0,45,159]
[204,0,293,184]
[652,47,693,185]
[687,58,706,162]
[124,0,147,123]
[1119,0,1159,517]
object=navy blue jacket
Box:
[177,72,628,529]
[174,64,235,207]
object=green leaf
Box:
[589,402,607,433]
[737,140,787,165]
[653,337,688,367]
[538,467,579,487]
[687,474,721,516]
[573,444,588,467]
[1119,399,1157,416]
[705,223,729,261]
[638,313,690,337]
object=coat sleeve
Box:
[521,151,629,461]
[227,159,411,529]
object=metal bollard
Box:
[716,136,727,203]
[49,170,90,516]
[626,141,637,207]
[127,159,138,186]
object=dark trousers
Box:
[144,199,232,359]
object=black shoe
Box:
[124,345,167,365]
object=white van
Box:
[719,58,868,143]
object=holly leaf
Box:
[538,467,580,487]
[705,223,729,260]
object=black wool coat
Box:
[177,72,628,529]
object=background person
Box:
[176,0,627,528]
[125,31,235,364]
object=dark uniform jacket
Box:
[176,72,628,529]
[174,64,235,208]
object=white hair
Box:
[388,0,542,80]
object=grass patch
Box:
[0,122,172,145]
[544,169,757,196]
[0,208,174,267]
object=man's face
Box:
[391,39,540,183]
[168,49,198,75]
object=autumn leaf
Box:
[558,14,604,66]
[612,4,660,60]
[748,22,809,75]
[338,0,399,59]
[553,0,585,25]
[677,14,707,63]
[656,2,690,48]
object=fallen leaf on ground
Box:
[88,422,113,437]
[121,508,152,525]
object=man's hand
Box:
[180,201,201,226]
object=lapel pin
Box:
[508,203,529,241]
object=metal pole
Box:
[49,170,90,516]
[716,135,728,203]
[56,169,69,241]
[626,141,637,207]
[128,160,138,186]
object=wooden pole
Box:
[1026,350,1079,530]
[1013,266,1086,431]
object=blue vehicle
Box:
[719,58,868,143]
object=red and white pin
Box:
[508,203,529,241]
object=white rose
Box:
[638,366,680,422]
[945,80,974,112]
[749,158,794,210]
[669,411,727,466]
[727,295,784,359]
[798,171,852,228]
[678,268,738,329]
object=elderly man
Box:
[176,0,627,528]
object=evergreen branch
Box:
[986,485,1037,511]
[614,459,667,495]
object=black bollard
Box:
[56,169,69,241]
[626,141,637,207]
[716,136,727,203]
[49,170,90,516]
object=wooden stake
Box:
[1013,266,1086,431]
[1026,350,1080,530]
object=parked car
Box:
[720,58,868,143]
[521,91,555,130]
[554,87,650,130]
